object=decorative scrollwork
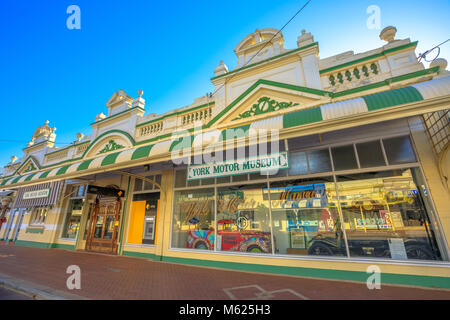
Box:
[98,140,125,154]
[233,97,299,121]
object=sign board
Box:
[23,188,50,200]
[187,152,289,181]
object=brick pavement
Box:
[0,245,449,300]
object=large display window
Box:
[216,183,272,254]
[61,199,84,239]
[336,168,442,260]
[170,135,445,261]
[171,188,215,250]
[269,177,345,256]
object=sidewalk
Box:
[0,245,449,300]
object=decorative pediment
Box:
[17,156,40,175]
[213,80,330,127]
[83,130,135,158]
[106,90,132,108]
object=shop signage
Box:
[23,188,50,200]
[187,152,289,181]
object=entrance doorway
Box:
[85,196,122,254]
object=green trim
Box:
[211,42,319,81]
[10,176,22,184]
[24,173,37,181]
[118,177,132,255]
[77,159,94,171]
[50,243,76,250]
[100,152,121,167]
[56,165,71,176]
[169,136,194,152]
[15,240,51,248]
[39,170,52,179]
[131,145,154,160]
[122,250,159,260]
[283,106,323,128]
[90,106,145,126]
[82,129,135,158]
[25,227,45,234]
[161,255,450,289]
[98,140,125,155]
[319,41,418,74]
[363,86,424,111]
[136,102,215,128]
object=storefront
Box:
[0,26,449,288]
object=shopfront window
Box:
[336,168,442,261]
[216,183,272,254]
[30,206,49,225]
[172,188,215,250]
[269,177,345,256]
[61,199,84,239]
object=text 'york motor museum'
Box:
[0,26,449,288]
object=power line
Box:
[418,38,450,63]
[210,0,312,98]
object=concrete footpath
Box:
[0,245,449,300]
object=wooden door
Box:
[86,197,122,254]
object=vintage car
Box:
[307,231,439,260]
[187,219,272,253]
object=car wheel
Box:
[195,241,208,250]
[247,245,263,253]
[308,242,333,256]
[406,245,433,260]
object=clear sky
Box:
[0,0,449,169]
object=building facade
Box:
[1,26,449,288]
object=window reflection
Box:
[269,178,345,256]
[337,169,441,260]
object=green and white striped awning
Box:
[1,75,449,188]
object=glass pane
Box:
[336,169,441,261]
[103,216,115,239]
[232,174,248,182]
[383,136,417,164]
[201,178,215,185]
[307,149,332,173]
[288,151,308,176]
[143,175,154,190]
[331,145,358,171]
[175,170,187,188]
[187,179,200,187]
[93,215,104,239]
[216,176,230,184]
[83,203,93,240]
[62,199,84,239]
[134,178,143,192]
[269,177,345,257]
[249,172,267,180]
[356,141,386,168]
[172,188,215,250]
[155,175,162,189]
[216,184,272,254]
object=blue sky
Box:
[0,0,449,168]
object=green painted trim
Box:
[211,42,319,81]
[319,41,418,74]
[169,136,194,152]
[25,227,45,234]
[56,165,71,176]
[39,170,52,179]
[135,133,173,146]
[118,177,132,255]
[283,106,323,128]
[45,141,90,156]
[122,250,159,260]
[131,145,154,160]
[81,129,136,158]
[90,106,145,126]
[24,173,37,181]
[50,243,76,250]
[100,152,121,167]
[15,240,51,248]
[161,255,450,289]
[10,176,22,184]
[136,102,215,128]
[220,124,250,141]
[77,159,94,171]
[363,86,424,111]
